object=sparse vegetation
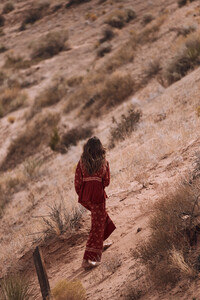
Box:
[0,112,59,171]
[52,279,86,300]
[164,32,200,85]
[20,1,50,29]
[2,2,15,14]
[60,126,94,150]
[23,158,44,180]
[4,53,31,69]
[0,88,28,117]
[0,44,8,53]
[142,13,154,25]
[109,107,142,148]
[99,27,115,43]
[42,202,83,236]
[0,15,5,27]
[0,274,32,300]
[133,178,200,287]
[31,30,69,60]
[97,42,112,57]
[66,0,91,8]
[171,25,196,37]
[144,59,161,79]
[105,8,136,29]
[177,0,187,7]
[49,127,60,151]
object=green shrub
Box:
[164,32,200,85]
[0,274,32,300]
[31,30,69,60]
[109,107,142,148]
[2,2,14,14]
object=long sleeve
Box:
[74,161,83,195]
[102,161,110,188]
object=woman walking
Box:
[74,136,116,269]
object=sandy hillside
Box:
[0,0,200,299]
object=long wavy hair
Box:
[81,136,106,175]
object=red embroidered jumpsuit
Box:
[75,159,116,262]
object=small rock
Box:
[136,227,142,233]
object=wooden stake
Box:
[33,246,51,300]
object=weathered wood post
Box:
[33,246,51,300]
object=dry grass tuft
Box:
[60,125,94,151]
[0,15,5,27]
[133,178,200,287]
[0,87,28,117]
[143,59,161,80]
[31,30,69,60]
[66,0,91,8]
[42,202,83,236]
[0,274,32,300]
[96,42,112,57]
[2,2,15,14]
[109,106,142,148]
[99,27,115,43]
[163,32,200,85]
[4,52,31,69]
[20,1,50,30]
[141,13,154,26]
[52,279,86,300]
[0,112,59,171]
[105,8,136,29]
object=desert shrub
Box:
[61,126,94,150]
[97,42,112,57]
[0,274,32,300]
[142,13,154,25]
[67,75,83,87]
[0,15,5,27]
[4,53,31,69]
[8,116,15,123]
[100,72,134,108]
[196,106,200,117]
[66,0,91,8]
[164,32,200,85]
[0,44,8,53]
[21,1,50,28]
[178,0,187,7]
[0,70,6,85]
[31,30,68,60]
[0,112,59,171]
[133,178,200,287]
[85,12,97,21]
[0,88,28,117]
[35,82,66,108]
[42,202,83,236]
[2,2,14,14]
[49,127,61,151]
[52,280,86,300]
[144,59,161,79]
[99,27,114,43]
[109,107,142,148]
[104,43,134,73]
[23,158,43,180]
[172,25,196,37]
[105,8,136,29]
